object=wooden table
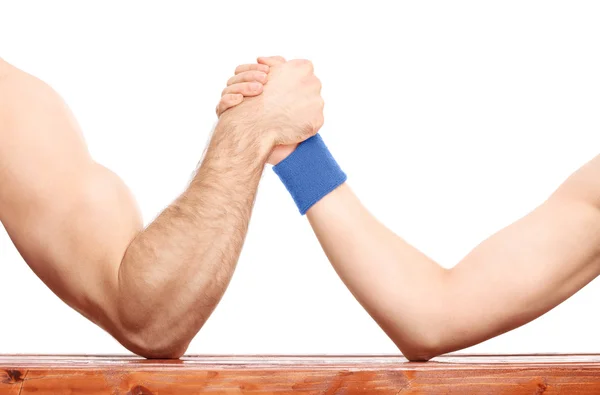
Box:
[2,354,600,394]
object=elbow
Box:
[116,323,192,359]
[402,347,442,362]
[112,287,200,358]
[123,330,190,359]
[133,339,188,360]
[399,271,456,362]
[391,326,448,362]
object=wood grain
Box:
[2,354,600,394]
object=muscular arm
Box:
[307,156,600,361]
[0,61,270,358]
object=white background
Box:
[1,1,599,356]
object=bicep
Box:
[0,68,142,327]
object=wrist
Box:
[268,144,298,165]
[215,115,273,161]
[273,134,347,214]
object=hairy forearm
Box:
[0,62,271,358]
[308,169,600,361]
[115,120,269,357]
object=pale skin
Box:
[221,58,600,361]
[0,56,323,358]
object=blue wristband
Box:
[273,134,347,215]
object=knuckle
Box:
[290,58,309,67]
[243,82,261,94]
[314,116,324,130]
[298,59,314,73]
[251,70,265,82]
[301,74,318,87]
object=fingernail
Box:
[250,82,262,91]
